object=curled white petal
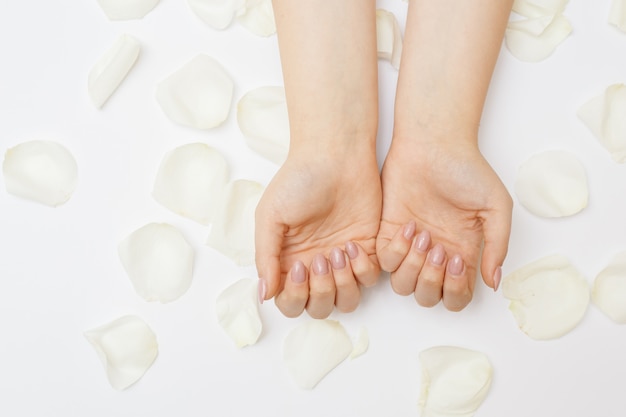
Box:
[152,143,229,225]
[502,254,590,340]
[512,0,569,18]
[216,278,262,347]
[514,150,588,218]
[156,55,234,129]
[236,0,276,37]
[118,223,194,303]
[187,0,244,30]
[84,315,158,390]
[237,86,289,165]
[593,251,626,324]
[206,179,264,266]
[2,140,78,207]
[376,9,403,70]
[609,0,626,32]
[418,346,492,417]
[578,84,626,163]
[96,0,160,20]
[349,326,369,359]
[88,34,140,109]
[505,14,572,62]
[283,320,353,389]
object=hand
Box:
[255,145,381,318]
[376,137,513,311]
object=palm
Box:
[378,141,512,290]
[257,153,381,289]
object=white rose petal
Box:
[187,0,244,30]
[96,0,160,20]
[2,140,78,207]
[512,0,569,18]
[578,83,626,163]
[216,278,262,347]
[236,0,276,37]
[593,251,626,324]
[349,326,369,360]
[237,86,289,165]
[418,346,493,417]
[118,223,194,303]
[283,319,353,389]
[609,0,626,32]
[88,34,140,109]
[206,179,263,266]
[514,150,588,218]
[84,315,158,390]
[156,54,234,129]
[502,254,590,340]
[376,9,403,70]
[505,14,572,62]
[153,143,229,225]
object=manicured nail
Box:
[257,278,267,304]
[292,261,306,284]
[448,254,464,276]
[493,266,502,292]
[403,221,416,240]
[313,253,329,275]
[345,241,359,260]
[415,230,431,253]
[330,248,346,269]
[429,244,445,266]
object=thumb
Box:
[255,206,286,302]
[480,197,513,291]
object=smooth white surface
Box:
[0,1,625,416]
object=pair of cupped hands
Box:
[255,136,513,319]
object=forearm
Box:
[272,0,378,151]
[393,0,513,144]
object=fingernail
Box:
[330,248,346,269]
[257,278,267,304]
[292,261,306,284]
[403,221,416,240]
[415,230,430,253]
[447,254,464,276]
[345,241,359,260]
[429,244,445,266]
[313,254,329,275]
[493,266,502,292]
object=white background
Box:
[1,1,625,416]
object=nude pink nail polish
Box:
[448,254,464,276]
[257,278,267,304]
[313,254,329,275]
[415,230,430,253]
[430,244,445,266]
[403,221,416,240]
[345,241,359,260]
[292,261,306,283]
[330,248,346,269]
[493,266,502,292]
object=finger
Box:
[414,243,446,307]
[442,254,473,312]
[345,241,380,288]
[390,230,431,295]
[306,254,336,319]
[254,204,286,302]
[275,261,309,318]
[329,247,360,313]
[377,221,416,272]
[479,196,513,291]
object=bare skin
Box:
[255,0,381,318]
[376,0,514,311]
